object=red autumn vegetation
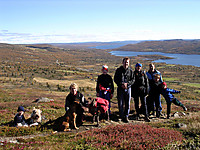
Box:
[75,124,183,149]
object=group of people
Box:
[94,57,187,122]
[15,57,187,127]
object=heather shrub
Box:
[0,126,41,137]
[73,124,183,149]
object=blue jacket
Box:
[146,70,163,82]
[160,88,180,103]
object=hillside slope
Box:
[114,39,200,54]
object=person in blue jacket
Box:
[160,82,187,119]
[146,63,163,116]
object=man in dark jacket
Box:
[132,63,150,122]
[114,57,135,122]
[65,83,88,125]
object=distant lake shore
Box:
[109,51,200,67]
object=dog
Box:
[53,101,83,132]
[88,97,109,126]
[63,101,82,131]
[29,107,42,126]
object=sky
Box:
[1,0,200,44]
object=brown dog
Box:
[62,101,83,131]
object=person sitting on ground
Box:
[65,83,88,125]
[146,74,162,118]
[132,63,150,122]
[14,106,28,127]
[96,65,114,116]
[159,82,187,119]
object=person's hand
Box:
[110,94,113,99]
[121,83,128,89]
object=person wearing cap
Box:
[159,82,187,119]
[132,63,150,122]
[146,63,163,116]
[114,57,135,123]
[14,106,28,127]
[65,83,88,125]
[96,65,114,116]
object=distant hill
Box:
[50,41,141,50]
[113,39,200,54]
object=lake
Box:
[109,51,200,67]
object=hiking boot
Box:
[156,111,160,118]
[123,117,129,123]
[182,106,187,111]
[145,116,150,122]
[167,115,170,119]
[160,112,164,116]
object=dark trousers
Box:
[117,87,131,118]
[134,94,148,117]
[147,94,161,117]
[167,98,184,117]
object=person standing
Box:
[146,74,162,118]
[114,57,135,123]
[96,65,114,116]
[146,63,163,115]
[132,63,150,122]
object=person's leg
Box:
[124,88,131,118]
[105,92,111,115]
[158,94,162,112]
[167,102,171,119]
[140,95,150,122]
[172,98,187,111]
[117,88,124,119]
[147,94,155,116]
[154,95,161,118]
[134,96,140,118]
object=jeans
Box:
[117,87,131,118]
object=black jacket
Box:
[96,74,114,94]
[65,91,88,112]
[132,70,149,96]
[114,66,135,89]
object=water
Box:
[109,51,200,67]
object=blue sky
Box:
[1,0,200,44]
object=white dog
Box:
[29,107,42,126]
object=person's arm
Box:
[96,75,100,95]
[114,68,121,87]
[144,71,149,94]
[80,93,88,107]
[109,75,114,94]
[65,96,70,112]
[127,69,135,88]
[167,88,180,94]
